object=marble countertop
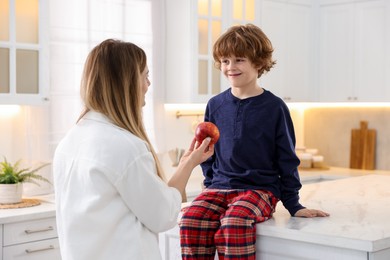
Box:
[257,174,390,253]
[0,194,56,224]
[186,166,390,198]
[299,166,390,182]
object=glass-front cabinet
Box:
[195,0,260,101]
[0,0,49,105]
[165,0,312,103]
[165,0,261,103]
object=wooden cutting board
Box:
[349,121,376,170]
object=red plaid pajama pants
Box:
[179,189,278,260]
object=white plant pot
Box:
[0,183,23,204]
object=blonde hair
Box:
[213,24,276,78]
[78,39,164,179]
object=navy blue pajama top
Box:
[201,88,305,216]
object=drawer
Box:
[3,238,61,260]
[4,218,58,246]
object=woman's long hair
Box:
[78,39,164,179]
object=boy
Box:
[179,24,329,260]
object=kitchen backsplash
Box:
[159,106,390,178]
[303,107,390,170]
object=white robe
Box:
[53,111,181,260]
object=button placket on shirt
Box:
[234,100,246,139]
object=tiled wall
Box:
[303,107,390,170]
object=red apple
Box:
[195,122,220,145]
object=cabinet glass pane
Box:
[0,48,10,93]
[211,65,220,94]
[211,20,221,45]
[198,60,208,94]
[245,0,255,21]
[15,0,38,43]
[198,0,208,16]
[211,0,221,17]
[0,0,9,41]
[198,19,208,55]
[233,0,243,20]
[16,49,38,93]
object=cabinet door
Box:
[165,0,261,103]
[261,0,313,102]
[319,0,390,102]
[354,0,389,101]
[0,0,49,105]
[3,238,61,260]
[319,3,355,102]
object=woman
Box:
[53,39,214,260]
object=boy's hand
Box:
[294,208,330,218]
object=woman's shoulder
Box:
[77,116,151,163]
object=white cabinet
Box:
[0,0,49,105]
[165,0,390,103]
[165,0,262,103]
[260,0,314,102]
[2,217,61,260]
[164,0,193,103]
[318,0,390,102]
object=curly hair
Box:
[213,24,276,78]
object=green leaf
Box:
[0,157,51,186]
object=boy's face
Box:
[220,56,260,89]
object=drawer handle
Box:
[24,226,54,234]
[25,245,55,254]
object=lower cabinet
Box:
[2,217,61,260]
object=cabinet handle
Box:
[25,245,55,254]
[24,226,54,234]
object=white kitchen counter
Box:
[161,174,390,259]
[256,174,390,259]
[0,194,60,260]
[0,194,56,224]
[186,166,390,201]
[298,166,390,182]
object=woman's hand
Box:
[294,208,330,218]
[179,137,214,167]
[168,137,214,199]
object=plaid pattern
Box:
[180,189,278,260]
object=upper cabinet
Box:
[318,0,390,102]
[0,0,49,105]
[165,0,261,103]
[165,0,390,103]
[260,0,314,102]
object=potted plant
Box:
[0,157,51,204]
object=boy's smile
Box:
[221,56,261,96]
